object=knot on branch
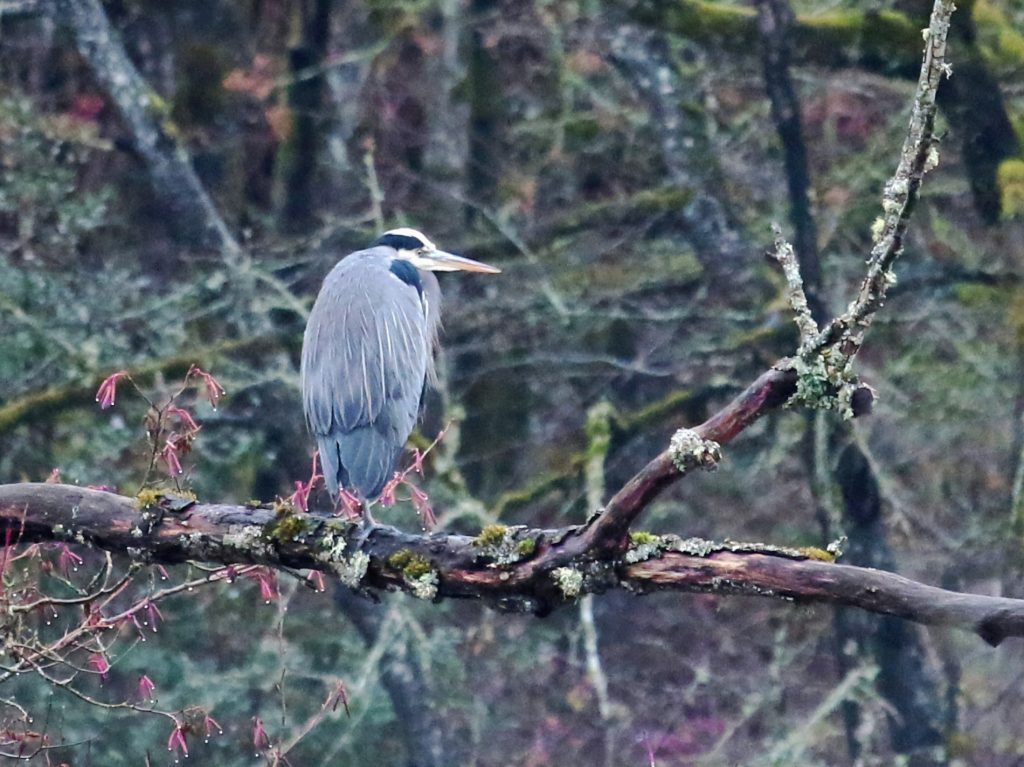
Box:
[769,225,877,420]
[668,429,721,474]
[792,351,860,419]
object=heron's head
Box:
[374,228,501,274]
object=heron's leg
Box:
[334,492,379,546]
[353,499,382,548]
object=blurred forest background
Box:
[1,0,1023,764]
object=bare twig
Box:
[769,224,818,349]
[811,1,953,356]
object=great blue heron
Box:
[301,228,500,523]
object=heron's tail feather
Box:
[316,436,343,500]
[321,427,402,501]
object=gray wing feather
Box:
[301,250,432,499]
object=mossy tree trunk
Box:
[834,443,946,766]
[463,0,502,224]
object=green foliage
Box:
[974,0,1024,72]
[266,507,309,542]
[629,531,659,546]
[998,158,1024,217]
[0,96,112,256]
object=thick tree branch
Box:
[1,482,1022,646]
[579,366,798,551]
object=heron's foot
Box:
[352,506,381,549]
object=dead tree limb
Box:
[1,482,1022,646]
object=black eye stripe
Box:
[389,259,423,297]
[374,233,426,251]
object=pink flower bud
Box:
[409,485,436,530]
[57,543,83,574]
[166,405,200,433]
[252,717,270,750]
[205,714,223,737]
[167,724,188,757]
[95,371,129,410]
[137,674,156,701]
[188,365,226,408]
[145,600,163,631]
[162,436,184,477]
[307,570,326,592]
[378,477,399,507]
[88,653,109,681]
[337,489,362,520]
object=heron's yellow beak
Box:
[427,251,502,274]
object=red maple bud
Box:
[57,543,83,574]
[337,489,362,520]
[129,612,146,636]
[45,468,61,484]
[162,436,183,477]
[167,724,188,757]
[409,485,436,530]
[204,714,223,737]
[330,681,351,717]
[248,568,277,603]
[410,449,425,476]
[88,653,109,681]
[307,570,326,592]
[156,565,169,580]
[166,405,200,433]
[290,478,315,513]
[378,476,399,507]
[95,371,129,410]
[144,600,163,631]
[137,674,156,701]
[188,366,226,409]
[290,452,324,512]
[259,575,276,603]
[252,717,270,751]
